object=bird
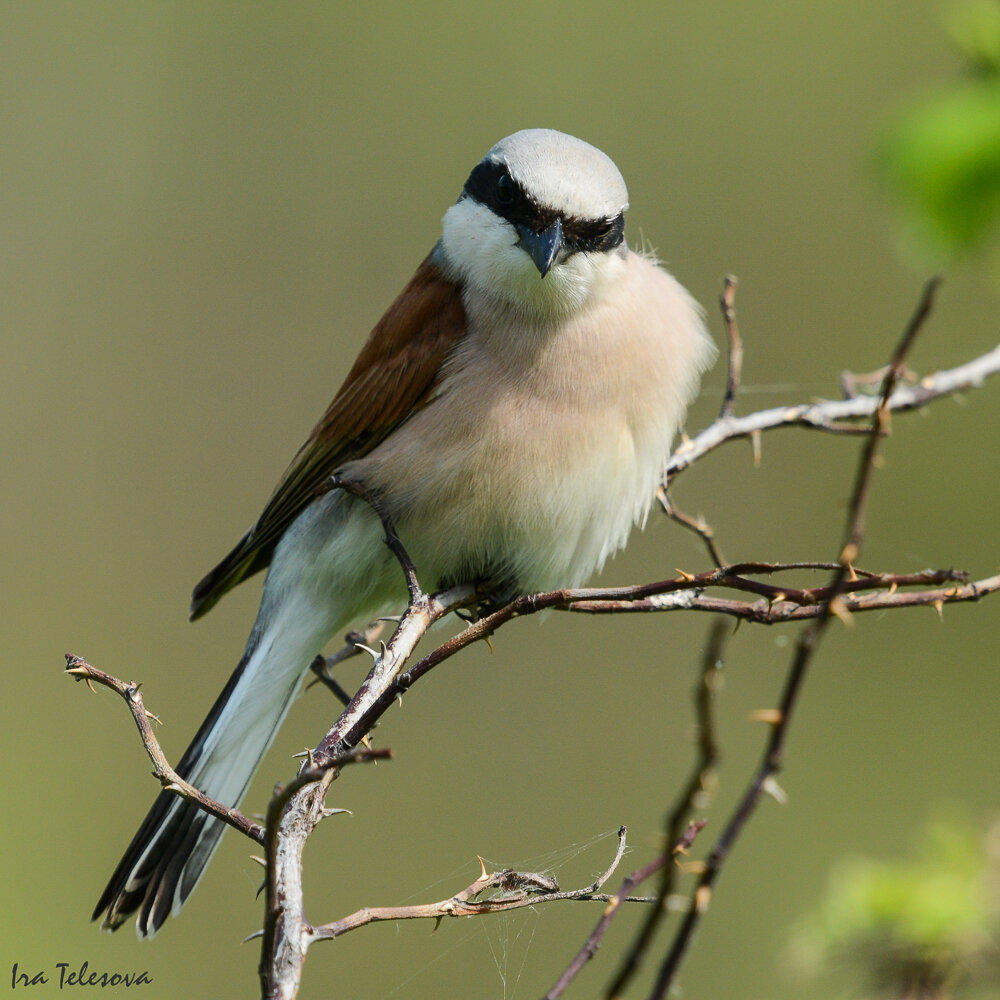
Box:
[93,128,716,937]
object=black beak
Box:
[516,217,564,277]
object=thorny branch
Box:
[304,826,658,944]
[64,655,267,844]
[647,277,945,998]
[666,338,1000,480]
[63,655,390,845]
[545,821,708,1000]
[67,277,1000,1000]
[257,483,476,1000]
[380,565,998,699]
[602,623,727,999]
[308,622,386,705]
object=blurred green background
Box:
[3,2,998,998]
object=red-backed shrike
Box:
[95,129,716,936]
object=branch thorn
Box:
[762,775,788,804]
[828,595,854,627]
[840,542,859,566]
[750,708,784,725]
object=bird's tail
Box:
[92,620,321,937]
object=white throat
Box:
[438,198,627,320]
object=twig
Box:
[647,277,942,999]
[64,654,267,843]
[660,273,742,564]
[840,362,918,399]
[63,654,393,858]
[271,747,394,819]
[840,277,941,566]
[565,570,997,619]
[569,563,969,606]
[307,623,386,705]
[656,486,726,567]
[666,339,1000,480]
[307,827,649,943]
[603,623,726,998]
[718,275,743,419]
[388,566,993,695]
[546,821,706,1000]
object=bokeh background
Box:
[3,2,998,998]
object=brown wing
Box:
[189,252,467,620]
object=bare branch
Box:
[387,566,994,697]
[648,276,942,999]
[604,623,726,998]
[718,275,743,419]
[546,821,707,999]
[667,339,1000,481]
[64,654,267,844]
[307,623,387,705]
[308,827,651,944]
[656,486,727,567]
[565,571,999,620]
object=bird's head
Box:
[440,129,630,318]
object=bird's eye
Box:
[495,173,515,205]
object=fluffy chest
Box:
[349,253,713,591]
